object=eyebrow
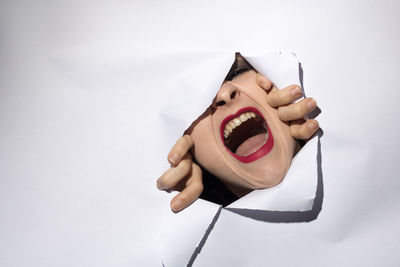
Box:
[223,52,257,84]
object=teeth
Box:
[223,111,257,139]
[224,129,229,138]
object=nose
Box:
[215,83,239,107]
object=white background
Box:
[1,0,400,266]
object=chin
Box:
[243,149,293,189]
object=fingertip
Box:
[306,98,317,111]
[290,85,302,97]
[157,180,167,190]
[171,199,183,213]
[256,73,272,90]
[307,119,319,131]
[168,153,179,165]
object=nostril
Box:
[216,100,226,106]
[230,91,237,99]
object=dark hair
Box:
[223,52,258,83]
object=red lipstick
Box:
[220,107,274,163]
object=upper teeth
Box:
[224,111,256,139]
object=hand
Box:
[256,73,320,139]
[157,135,203,213]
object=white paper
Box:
[158,196,221,267]
[2,2,400,267]
[159,52,322,266]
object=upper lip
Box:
[220,106,265,140]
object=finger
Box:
[167,135,194,166]
[157,154,192,190]
[170,163,203,212]
[266,85,302,107]
[290,119,319,139]
[256,73,273,92]
[278,98,317,121]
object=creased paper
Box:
[159,52,322,266]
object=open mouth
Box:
[220,107,274,163]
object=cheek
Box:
[193,139,241,186]
[190,118,222,171]
[190,117,242,186]
[192,139,219,170]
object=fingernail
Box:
[171,200,182,212]
[290,86,301,96]
[157,180,167,190]
[307,121,319,130]
[307,99,317,110]
[169,153,179,165]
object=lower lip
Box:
[220,107,274,163]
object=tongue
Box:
[235,133,268,156]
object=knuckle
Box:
[278,106,289,120]
[283,91,293,103]
[192,163,202,174]
[173,138,183,148]
[174,136,186,148]
[174,144,185,154]
[290,125,298,137]
[183,152,192,161]
[270,89,279,98]
[291,103,305,118]
[256,73,263,85]
[302,130,313,139]
[267,93,279,107]
[182,135,193,147]
[280,88,294,103]
[178,159,191,172]
[291,126,304,139]
[189,165,203,194]
[171,136,193,157]
[300,127,311,139]
[187,182,203,198]
[256,74,272,89]
[196,180,204,191]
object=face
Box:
[189,69,296,193]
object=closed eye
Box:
[229,67,251,81]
